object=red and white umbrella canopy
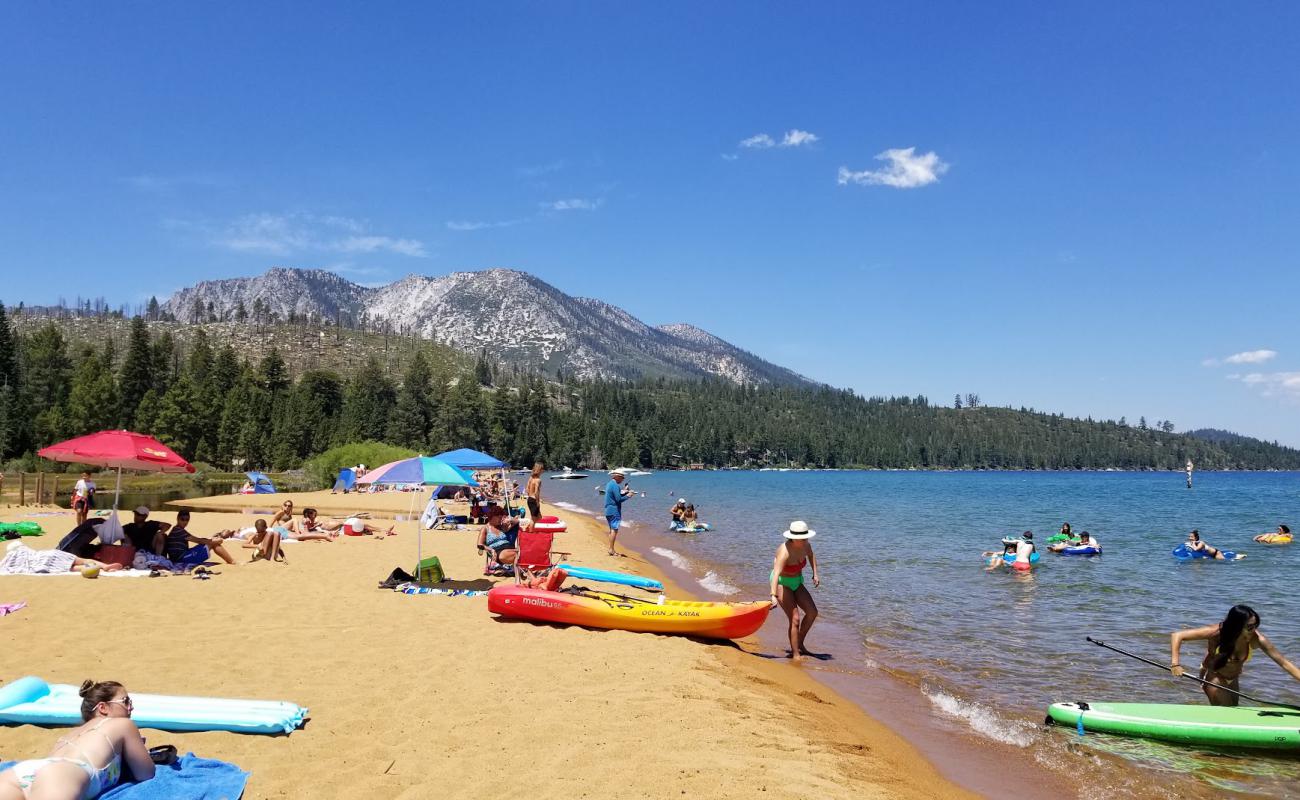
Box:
[38,430,195,474]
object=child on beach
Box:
[164,510,235,565]
[769,521,821,661]
[71,471,95,526]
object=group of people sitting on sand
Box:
[207,500,394,563]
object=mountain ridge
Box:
[162,267,812,386]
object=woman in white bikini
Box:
[0,679,154,799]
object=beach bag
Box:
[416,556,445,584]
[97,514,125,546]
[95,543,137,568]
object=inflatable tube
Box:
[0,677,307,735]
[1000,552,1040,564]
[555,564,663,591]
[669,522,712,533]
[1060,545,1101,556]
[1172,544,1243,561]
[1046,534,1077,545]
[0,522,43,537]
[1256,534,1293,545]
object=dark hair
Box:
[1060,522,1071,535]
[176,510,190,520]
[79,679,124,721]
[1022,531,1033,540]
[1079,531,1090,538]
[1214,605,1259,671]
[1189,530,1200,541]
[1281,525,1291,534]
[303,507,317,517]
[254,519,267,530]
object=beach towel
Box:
[1,753,249,799]
[1,542,75,575]
[397,582,488,597]
[0,601,26,617]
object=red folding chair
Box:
[513,527,571,585]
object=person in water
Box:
[1058,522,1072,540]
[1010,531,1035,570]
[769,521,821,660]
[1171,604,1300,706]
[669,498,687,527]
[1253,524,1292,544]
[0,679,154,799]
[1185,529,1229,559]
[1050,530,1099,553]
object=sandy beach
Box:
[1,493,974,799]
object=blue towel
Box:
[2,753,248,799]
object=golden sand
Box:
[0,494,972,799]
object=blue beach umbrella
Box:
[357,456,478,574]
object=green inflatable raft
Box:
[1047,701,1300,749]
[0,521,43,537]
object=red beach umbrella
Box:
[38,430,194,511]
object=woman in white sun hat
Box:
[770,521,821,661]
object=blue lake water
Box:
[542,470,1300,797]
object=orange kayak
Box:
[487,585,771,640]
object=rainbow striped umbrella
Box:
[357,457,478,487]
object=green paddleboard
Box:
[1048,701,1300,749]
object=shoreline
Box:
[1,496,974,799]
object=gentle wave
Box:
[552,501,596,516]
[698,570,741,596]
[651,546,693,572]
[923,687,1035,747]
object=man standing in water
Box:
[603,468,632,556]
[1186,458,1194,489]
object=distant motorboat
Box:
[628,470,653,476]
[549,467,588,480]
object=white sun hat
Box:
[782,521,816,540]
[347,517,364,533]
[609,468,626,476]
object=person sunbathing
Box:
[163,511,235,566]
[0,679,154,799]
[0,543,123,576]
[288,508,340,542]
[222,519,285,563]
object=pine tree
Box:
[117,317,154,427]
[19,323,72,445]
[338,358,396,443]
[65,345,119,436]
[153,377,202,459]
[259,348,289,394]
[388,350,433,449]
[439,373,488,450]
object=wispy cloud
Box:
[125,172,228,194]
[445,218,527,232]
[720,153,739,162]
[1230,371,1300,399]
[1203,349,1278,367]
[838,147,949,189]
[541,198,603,212]
[738,129,819,152]
[212,212,427,257]
[518,160,566,178]
[781,129,819,147]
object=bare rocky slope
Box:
[162,267,812,385]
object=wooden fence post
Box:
[18,473,25,506]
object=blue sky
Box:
[3,2,1299,445]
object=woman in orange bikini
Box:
[1170,604,1300,705]
[769,521,821,661]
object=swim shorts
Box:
[605,513,621,531]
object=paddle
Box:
[1087,636,1300,711]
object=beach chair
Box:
[512,527,571,585]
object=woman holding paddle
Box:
[1170,604,1300,706]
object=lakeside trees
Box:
[2,312,1299,473]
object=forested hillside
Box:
[2,307,1298,472]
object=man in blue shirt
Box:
[603,468,632,556]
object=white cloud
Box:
[721,153,739,161]
[740,133,776,149]
[213,212,426,257]
[518,160,566,178]
[1225,349,1277,365]
[445,218,527,231]
[838,147,950,189]
[738,130,819,152]
[541,198,603,211]
[1231,371,1300,399]
[334,235,427,257]
[1203,349,1278,368]
[781,129,819,147]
